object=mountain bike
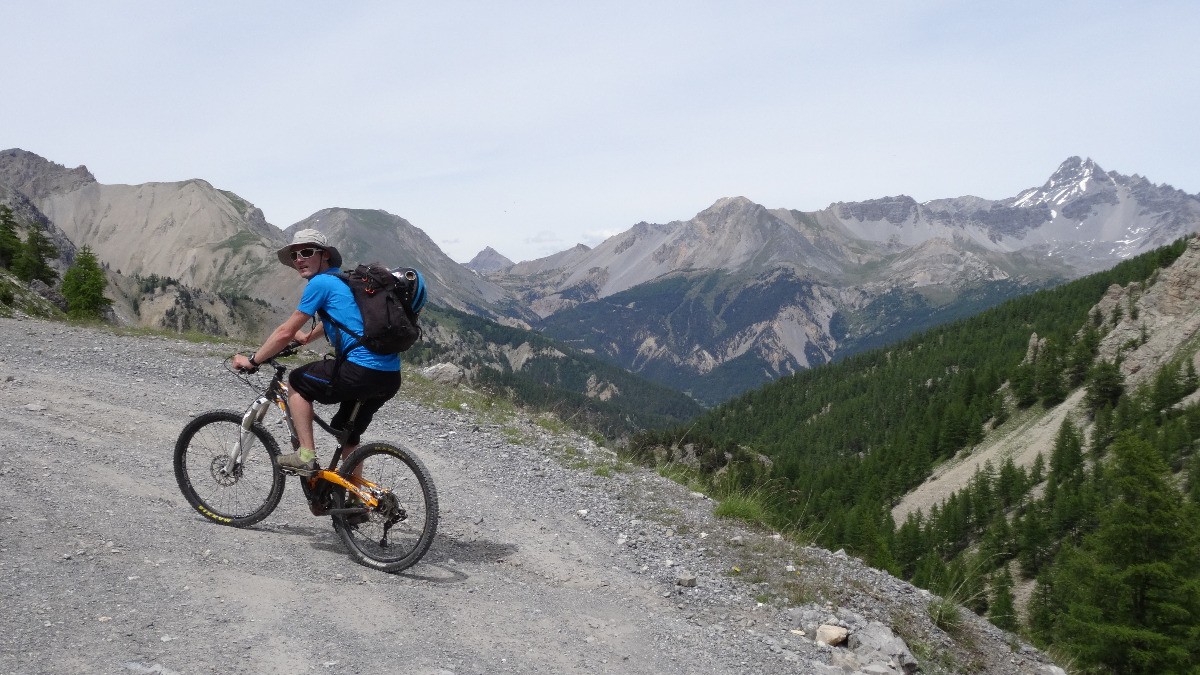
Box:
[172,342,438,572]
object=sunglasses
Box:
[289,247,322,261]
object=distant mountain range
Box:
[3,148,1198,405]
[485,157,1200,401]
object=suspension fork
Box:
[221,395,274,474]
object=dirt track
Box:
[0,316,1067,675]
[0,317,813,674]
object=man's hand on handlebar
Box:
[231,341,302,373]
[232,353,259,373]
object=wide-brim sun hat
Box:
[276,228,343,268]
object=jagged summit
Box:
[693,196,770,229]
[702,195,758,213]
[0,148,96,200]
[1011,156,1115,208]
[466,246,515,274]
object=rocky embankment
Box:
[0,316,1062,674]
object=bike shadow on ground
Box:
[396,532,518,583]
[252,521,516,584]
[321,530,518,583]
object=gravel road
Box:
[0,316,1061,675]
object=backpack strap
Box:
[317,308,363,361]
[318,271,369,359]
[315,271,368,396]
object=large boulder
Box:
[848,621,918,674]
[421,362,465,386]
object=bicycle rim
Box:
[333,442,438,572]
[174,410,285,527]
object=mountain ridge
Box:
[490,157,1200,402]
[286,208,538,324]
[4,147,1198,405]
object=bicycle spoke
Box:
[174,411,284,527]
[332,443,438,572]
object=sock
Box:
[298,447,316,462]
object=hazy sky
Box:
[5,2,1198,263]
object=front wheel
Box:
[332,442,438,572]
[174,410,285,527]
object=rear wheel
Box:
[332,442,438,572]
[174,410,285,527]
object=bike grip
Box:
[277,340,301,358]
[232,354,259,373]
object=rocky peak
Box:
[699,195,760,216]
[835,195,920,224]
[690,196,769,233]
[0,148,97,201]
[1011,156,1115,208]
[466,246,515,274]
[288,206,538,323]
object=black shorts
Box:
[289,358,401,446]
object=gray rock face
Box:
[421,362,466,386]
[1096,237,1200,390]
[848,621,919,674]
[0,148,294,305]
[465,246,515,274]
[0,148,96,199]
[286,208,539,324]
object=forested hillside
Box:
[632,238,1200,673]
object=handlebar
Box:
[276,340,303,360]
[233,340,304,374]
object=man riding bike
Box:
[232,229,401,473]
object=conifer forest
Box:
[632,239,1200,673]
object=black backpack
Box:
[319,263,427,357]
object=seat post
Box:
[335,400,365,448]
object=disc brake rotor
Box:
[209,455,241,486]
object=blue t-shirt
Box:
[297,268,401,372]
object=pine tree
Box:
[1036,340,1068,407]
[1028,571,1063,645]
[0,205,20,268]
[12,226,57,284]
[988,566,1018,632]
[1183,360,1199,396]
[1011,361,1038,408]
[1091,403,1116,455]
[894,512,925,579]
[911,548,948,591]
[1052,433,1200,673]
[1029,453,1046,486]
[1151,362,1185,413]
[61,246,111,320]
[1046,419,1084,501]
[980,512,1015,563]
[1066,325,1100,387]
[1189,452,1200,505]
[1085,359,1124,414]
[996,456,1026,508]
[1017,506,1052,578]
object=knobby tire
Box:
[332,442,439,572]
[174,410,285,527]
